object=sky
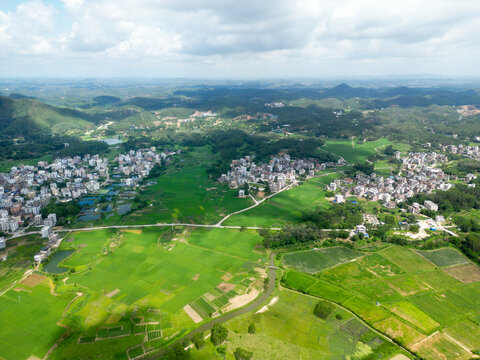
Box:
[0,0,479,78]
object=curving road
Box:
[142,253,277,360]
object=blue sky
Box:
[0,0,479,78]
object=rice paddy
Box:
[282,245,480,359]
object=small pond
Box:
[43,250,74,274]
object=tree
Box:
[192,333,205,350]
[163,342,190,360]
[248,323,256,334]
[383,145,395,155]
[211,324,228,346]
[233,348,253,360]
[313,300,335,320]
[466,233,480,252]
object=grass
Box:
[0,280,75,360]
[224,173,339,227]
[412,332,471,360]
[417,248,470,268]
[322,138,393,164]
[202,289,409,360]
[58,229,115,269]
[116,147,252,225]
[187,228,263,262]
[386,301,439,334]
[283,244,480,357]
[283,247,364,274]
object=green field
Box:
[106,147,252,226]
[321,138,392,163]
[188,228,263,262]
[0,227,267,360]
[58,229,116,270]
[0,279,75,360]
[417,248,470,267]
[190,289,410,360]
[224,173,338,227]
[282,245,480,358]
[283,247,364,274]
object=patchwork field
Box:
[224,173,338,227]
[283,247,364,274]
[282,245,480,359]
[189,289,411,360]
[416,248,470,268]
[321,138,392,164]
[0,227,268,360]
[113,147,252,225]
[0,277,75,360]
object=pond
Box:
[78,214,101,222]
[43,250,74,274]
[118,204,131,215]
[102,138,122,145]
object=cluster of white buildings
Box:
[0,147,173,234]
[330,152,454,209]
[264,102,285,108]
[219,154,327,194]
[113,148,175,186]
[440,143,480,161]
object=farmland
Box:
[0,277,75,360]
[189,289,411,360]
[224,172,338,227]
[0,227,267,360]
[102,147,252,226]
[321,138,411,164]
[282,245,480,359]
[283,246,364,273]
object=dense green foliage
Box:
[40,198,81,223]
[313,300,335,320]
[211,324,228,346]
[206,129,336,178]
[233,347,253,360]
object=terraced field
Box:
[282,245,480,359]
[189,289,411,360]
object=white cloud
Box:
[0,0,479,77]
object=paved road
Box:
[142,253,277,360]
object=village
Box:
[0,147,176,262]
[326,151,470,211]
[218,154,343,197]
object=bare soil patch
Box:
[21,274,47,287]
[105,288,121,298]
[221,272,233,281]
[389,355,410,360]
[121,229,142,234]
[445,264,480,283]
[203,293,216,301]
[224,288,260,312]
[217,282,235,293]
[183,304,203,323]
[192,273,200,281]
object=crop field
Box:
[282,245,480,358]
[283,247,363,273]
[321,138,392,163]
[117,147,252,225]
[0,278,75,360]
[0,227,266,360]
[189,289,410,360]
[224,173,338,227]
[417,248,470,268]
[58,229,116,269]
[188,228,263,262]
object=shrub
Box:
[313,300,335,320]
[233,347,253,360]
[211,324,228,346]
